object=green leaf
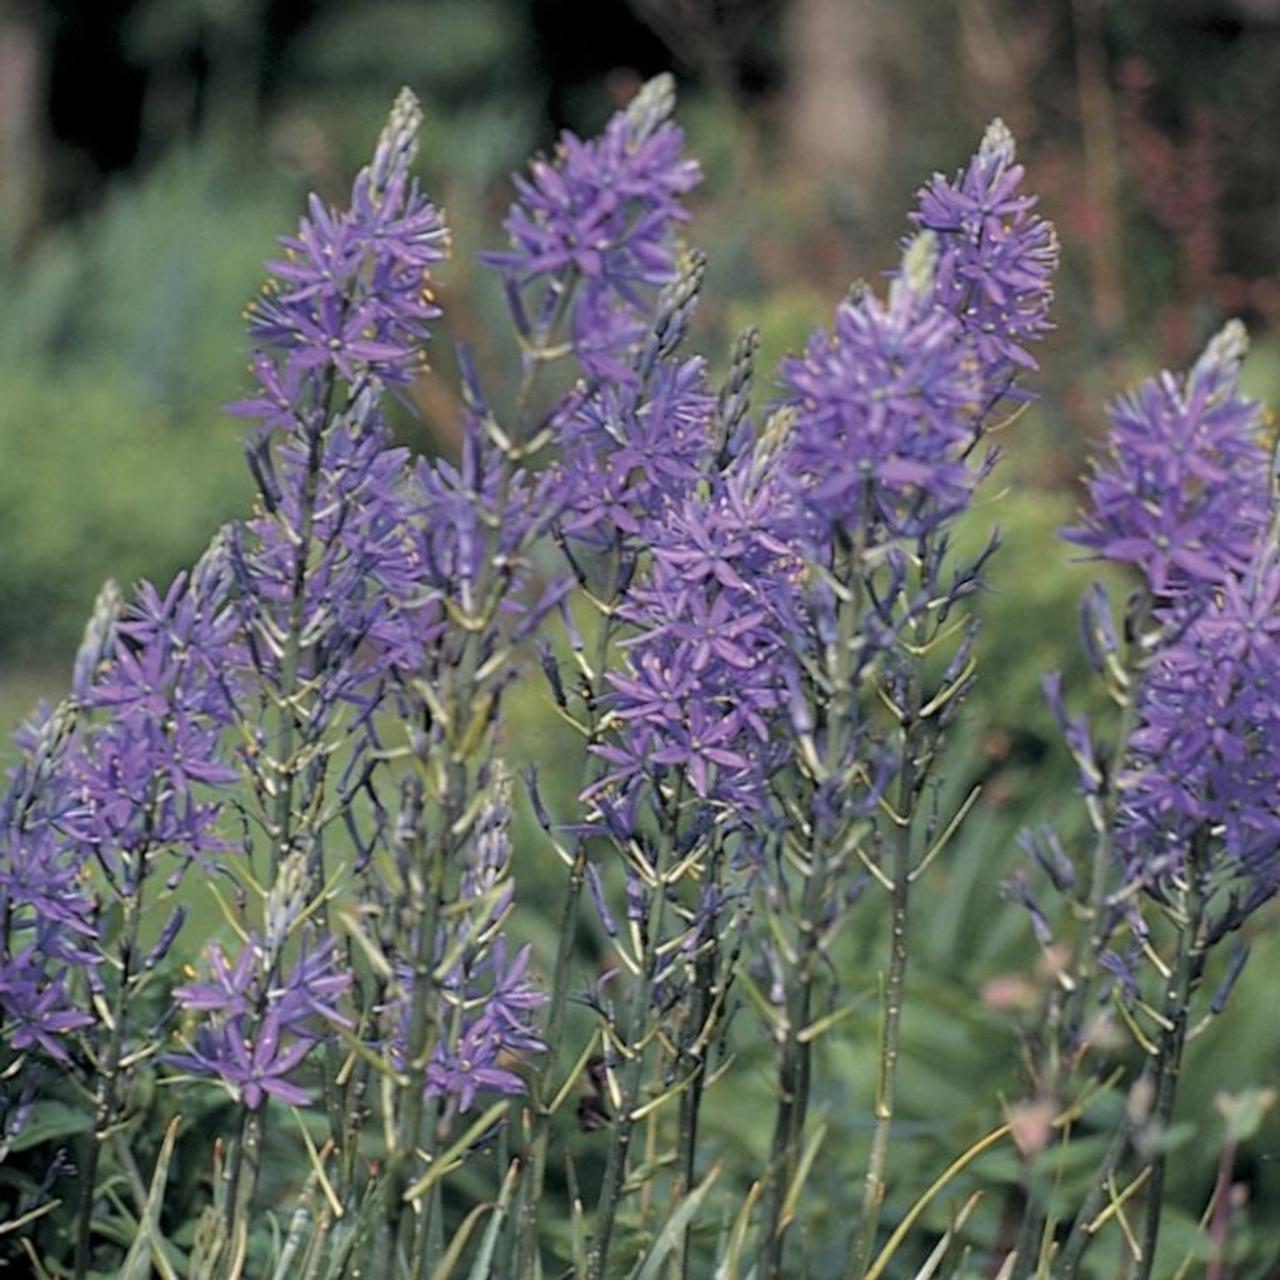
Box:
[403,1102,507,1202]
[2,1101,91,1153]
[627,1164,720,1280]
[120,1116,183,1280]
[459,1160,520,1280]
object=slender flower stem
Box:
[377,801,448,1273]
[500,270,616,1280]
[1011,625,1146,1280]
[763,527,869,1278]
[1135,841,1206,1280]
[272,414,325,877]
[73,878,145,1280]
[410,1113,446,1279]
[1057,834,1206,1279]
[1060,685,1143,1054]
[223,1106,264,1277]
[848,680,920,1279]
[674,1059,706,1280]
[1055,1114,1133,1277]
[759,834,821,1279]
[674,846,729,1280]
[219,383,334,1266]
[390,270,579,1277]
[586,782,682,1280]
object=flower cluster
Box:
[0,703,95,1063]
[1030,324,1279,1045]
[382,774,546,1114]
[232,392,426,728]
[172,934,351,1108]
[601,459,798,808]
[483,73,701,382]
[781,235,984,539]
[407,401,565,667]
[1064,320,1268,597]
[558,353,713,547]
[911,117,1059,390]
[1118,548,1280,914]
[67,553,238,883]
[233,88,448,409]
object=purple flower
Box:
[591,459,800,813]
[0,956,94,1063]
[171,934,352,1107]
[1064,322,1268,598]
[557,355,713,546]
[378,777,548,1114]
[172,943,255,1019]
[427,942,547,1114]
[170,1011,315,1110]
[780,234,984,539]
[271,939,356,1030]
[232,402,429,715]
[1118,548,1280,897]
[0,689,97,1064]
[911,118,1058,391]
[232,89,447,411]
[426,1016,528,1114]
[482,74,701,382]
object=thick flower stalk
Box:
[211,91,450,1254]
[351,177,571,1278]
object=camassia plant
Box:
[0,77,1276,1279]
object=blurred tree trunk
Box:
[0,0,44,251]
[784,0,888,191]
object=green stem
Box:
[1011,638,1145,1280]
[674,856,726,1280]
[586,784,681,1280]
[760,825,821,1280]
[215,382,331,1273]
[377,808,448,1274]
[764,524,868,1279]
[73,879,145,1280]
[848,716,918,1279]
[504,275,611,1280]
[222,1106,264,1278]
[272,407,327,879]
[1056,1115,1132,1278]
[1058,835,1206,1279]
[409,1108,446,1280]
[674,1068,706,1280]
[1135,845,1205,1280]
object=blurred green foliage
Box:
[0,149,292,657]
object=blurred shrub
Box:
[0,149,295,658]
